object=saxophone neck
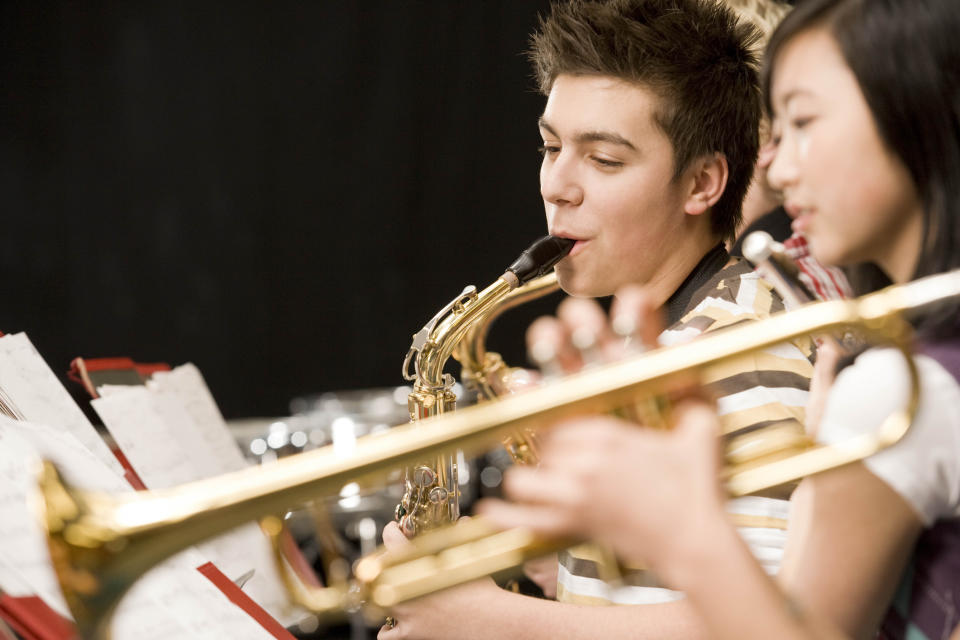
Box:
[403,277,516,393]
[402,236,574,394]
[457,271,562,396]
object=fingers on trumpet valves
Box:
[527,316,577,377]
[557,297,615,367]
[526,288,665,379]
[526,297,616,376]
[609,285,664,354]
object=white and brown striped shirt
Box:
[557,259,814,606]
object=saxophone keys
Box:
[399,514,417,537]
[413,466,436,488]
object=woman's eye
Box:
[538,144,560,156]
[791,116,814,130]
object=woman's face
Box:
[767,27,924,283]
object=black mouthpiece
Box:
[506,236,575,285]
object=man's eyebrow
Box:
[538,117,637,151]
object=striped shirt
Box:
[557,258,814,606]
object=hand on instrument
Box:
[477,398,728,583]
[377,521,503,640]
[526,285,663,376]
[521,553,558,599]
[804,339,843,438]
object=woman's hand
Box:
[526,285,663,375]
[478,399,728,580]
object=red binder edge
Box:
[66,357,172,399]
[111,448,148,491]
[0,594,78,640]
[196,562,296,640]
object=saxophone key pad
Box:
[413,466,436,487]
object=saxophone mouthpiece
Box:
[504,236,575,287]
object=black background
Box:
[1,2,562,418]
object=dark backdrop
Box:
[1,1,561,418]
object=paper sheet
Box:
[91,366,304,626]
[0,417,279,639]
[0,333,121,474]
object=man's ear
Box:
[683,153,728,216]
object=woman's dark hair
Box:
[762,0,960,336]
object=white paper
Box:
[147,364,248,474]
[91,366,304,626]
[0,418,128,616]
[0,418,279,639]
[0,333,121,474]
[92,386,200,487]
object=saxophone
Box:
[396,236,573,536]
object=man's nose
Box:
[541,154,584,207]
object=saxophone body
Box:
[397,237,574,535]
[453,273,563,464]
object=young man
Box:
[378,1,812,637]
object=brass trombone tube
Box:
[37,270,960,637]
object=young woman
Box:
[481,1,960,638]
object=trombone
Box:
[36,270,960,638]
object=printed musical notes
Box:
[0,333,122,474]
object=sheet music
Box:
[148,364,248,474]
[93,386,201,487]
[0,418,279,639]
[115,552,280,640]
[92,371,305,626]
[0,333,122,474]
[0,417,128,617]
[194,523,305,626]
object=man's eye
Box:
[538,145,560,156]
[592,156,623,168]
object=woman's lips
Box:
[784,204,813,235]
[791,214,812,234]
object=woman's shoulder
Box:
[818,346,960,523]
[822,346,960,434]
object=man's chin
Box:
[556,271,613,299]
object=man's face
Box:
[540,74,693,298]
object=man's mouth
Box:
[550,232,588,256]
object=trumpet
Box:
[37,270,960,638]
